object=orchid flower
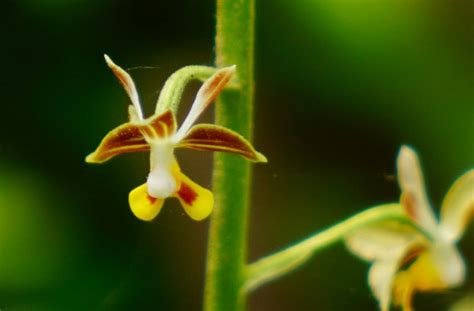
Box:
[86,55,266,221]
[346,146,473,311]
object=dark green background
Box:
[1,0,473,310]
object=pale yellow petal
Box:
[424,243,465,289]
[345,216,425,261]
[365,235,423,311]
[369,259,401,311]
[397,146,438,234]
[393,244,465,310]
[129,183,164,221]
[440,169,474,242]
[175,173,213,221]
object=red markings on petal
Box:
[197,66,235,111]
[401,192,419,223]
[86,110,178,163]
[174,66,236,140]
[104,55,143,119]
[177,181,198,205]
[86,122,149,163]
[146,110,177,138]
[179,124,267,162]
[147,195,157,204]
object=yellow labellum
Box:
[129,183,164,221]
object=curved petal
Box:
[175,173,213,221]
[366,238,423,311]
[425,243,465,288]
[86,110,177,164]
[104,54,144,120]
[345,217,425,261]
[178,124,267,162]
[440,169,474,242]
[129,183,165,221]
[174,66,235,141]
[394,244,465,310]
[369,260,403,311]
[397,146,438,234]
[85,122,149,163]
[346,215,428,310]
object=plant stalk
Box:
[243,204,413,292]
[204,0,255,310]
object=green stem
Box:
[244,204,411,292]
[204,0,255,310]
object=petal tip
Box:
[226,64,237,72]
[104,54,114,67]
[255,152,268,163]
[85,153,99,163]
[398,145,417,164]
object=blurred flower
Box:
[449,293,474,311]
[86,55,266,221]
[346,146,473,311]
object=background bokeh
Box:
[2,0,473,310]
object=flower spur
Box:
[346,146,473,311]
[86,55,266,221]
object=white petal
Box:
[147,166,178,199]
[104,54,144,120]
[439,169,474,242]
[369,260,400,311]
[345,218,425,261]
[173,65,235,142]
[147,142,178,199]
[366,235,423,311]
[429,243,465,287]
[397,146,438,234]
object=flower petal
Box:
[369,259,403,311]
[393,244,465,310]
[345,213,425,261]
[366,239,424,311]
[129,183,164,221]
[86,110,177,164]
[175,173,213,221]
[440,169,474,242]
[104,54,144,120]
[425,244,465,289]
[397,146,438,234]
[85,122,149,163]
[142,109,177,139]
[173,66,235,141]
[178,124,267,162]
[345,212,428,309]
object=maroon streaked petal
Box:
[174,66,235,140]
[104,55,143,119]
[144,109,177,139]
[86,122,149,163]
[178,124,267,162]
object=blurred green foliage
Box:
[1,0,472,310]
